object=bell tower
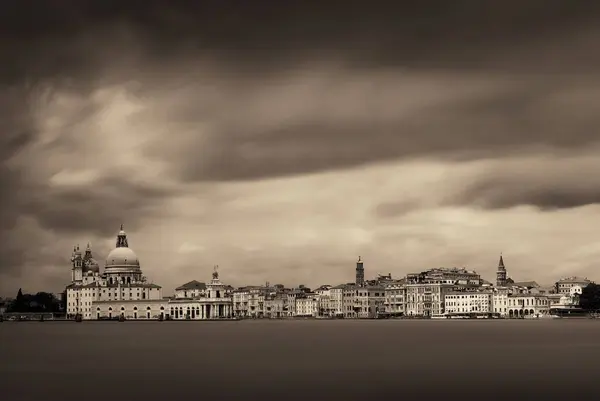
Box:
[496,253,507,287]
[355,256,365,287]
[71,245,83,283]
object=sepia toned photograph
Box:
[1,1,600,400]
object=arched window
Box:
[147,306,151,310]
[133,306,138,310]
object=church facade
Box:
[65,225,234,320]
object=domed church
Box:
[65,225,163,320]
[65,225,234,321]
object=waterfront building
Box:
[404,267,482,317]
[248,286,266,317]
[342,285,357,318]
[66,226,163,320]
[555,277,592,294]
[264,294,287,318]
[329,284,346,317]
[339,284,386,318]
[285,288,305,317]
[296,295,318,316]
[384,279,406,316]
[166,268,233,320]
[232,287,250,317]
[66,225,233,320]
[507,294,550,317]
[445,291,493,316]
[549,285,584,312]
[314,285,333,316]
[405,282,456,317]
[492,287,509,317]
[366,286,385,318]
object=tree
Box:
[8,288,26,312]
[6,290,61,313]
[579,283,600,311]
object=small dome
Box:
[105,247,140,268]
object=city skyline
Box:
[3,2,600,295]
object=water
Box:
[1,319,598,400]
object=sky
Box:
[2,1,600,296]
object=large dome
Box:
[105,247,140,268]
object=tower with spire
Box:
[355,256,365,287]
[496,253,507,287]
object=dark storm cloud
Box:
[444,156,600,210]
[23,175,174,237]
[3,0,600,79]
[462,185,600,211]
[452,178,600,211]
[170,77,600,182]
[2,0,600,291]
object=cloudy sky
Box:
[2,1,600,296]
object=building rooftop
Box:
[510,281,540,289]
[175,280,206,291]
[556,276,592,284]
[66,282,161,289]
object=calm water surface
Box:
[1,319,599,400]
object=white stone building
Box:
[314,285,332,316]
[507,294,550,318]
[166,269,234,320]
[296,296,318,316]
[492,287,509,317]
[329,285,345,317]
[66,226,163,320]
[445,291,493,315]
[555,277,592,294]
[384,280,406,315]
[404,267,482,317]
[405,283,455,317]
[232,287,251,317]
[342,285,357,317]
[66,225,233,320]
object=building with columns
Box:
[66,225,234,320]
[167,267,234,320]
